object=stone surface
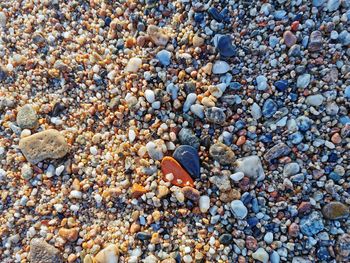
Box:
[235,155,265,181]
[322,201,349,220]
[283,31,297,47]
[230,200,248,219]
[300,211,324,236]
[297,74,311,88]
[199,195,210,213]
[16,104,38,129]
[212,60,230,74]
[19,129,69,164]
[182,186,200,201]
[336,233,350,260]
[209,142,235,165]
[161,156,194,187]
[205,107,226,124]
[156,49,171,66]
[217,35,236,57]
[147,25,169,46]
[125,57,142,72]
[308,31,323,52]
[178,128,200,149]
[173,145,200,179]
[94,244,119,263]
[252,248,269,263]
[30,238,62,263]
[264,143,291,163]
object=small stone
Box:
[327,0,340,11]
[308,31,323,52]
[264,232,273,244]
[322,201,350,220]
[147,25,169,46]
[230,200,248,219]
[209,142,235,165]
[192,35,204,47]
[283,31,297,47]
[338,30,350,46]
[283,163,300,176]
[135,232,152,241]
[297,74,311,88]
[205,107,226,124]
[262,99,277,118]
[183,93,197,112]
[19,129,69,164]
[264,143,291,163]
[217,35,236,57]
[256,75,268,91]
[125,57,142,73]
[16,104,38,129]
[146,140,164,160]
[131,183,148,198]
[30,238,63,263]
[161,156,194,187]
[199,195,210,213]
[21,164,33,180]
[182,186,200,201]
[190,104,204,119]
[94,244,119,263]
[210,174,231,192]
[252,248,269,263]
[219,234,233,245]
[230,172,244,182]
[0,11,6,27]
[270,251,280,263]
[306,94,325,106]
[300,211,324,236]
[251,103,262,120]
[274,80,288,92]
[235,155,265,181]
[336,234,350,260]
[157,185,169,199]
[156,50,172,66]
[178,128,200,149]
[288,222,300,237]
[58,227,79,242]
[144,89,155,103]
[212,61,230,74]
[173,145,200,179]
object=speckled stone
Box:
[30,239,63,263]
[209,142,235,165]
[322,202,349,220]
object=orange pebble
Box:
[161,156,194,187]
[131,183,147,198]
[291,21,299,31]
[331,133,341,144]
[236,135,246,146]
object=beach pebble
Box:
[235,155,265,181]
[252,248,269,263]
[308,31,323,52]
[125,57,142,73]
[256,75,268,91]
[230,200,248,219]
[322,202,350,220]
[94,244,119,263]
[217,35,236,57]
[16,104,38,129]
[190,104,204,119]
[19,129,69,164]
[30,239,62,263]
[146,140,164,160]
[178,128,200,149]
[183,93,197,112]
[327,0,340,11]
[205,107,226,124]
[156,50,172,66]
[209,142,235,165]
[297,74,311,88]
[144,89,155,103]
[199,196,210,213]
[230,172,245,182]
[264,143,291,163]
[283,163,300,176]
[306,94,324,106]
[173,145,200,179]
[300,212,324,236]
[262,99,277,118]
[283,31,297,47]
[251,103,262,120]
[212,61,230,74]
[147,25,169,46]
[21,164,33,180]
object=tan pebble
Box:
[157,185,169,199]
[67,254,77,263]
[151,233,160,244]
[58,227,79,242]
[147,25,169,46]
[94,244,119,263]
[161,259,176,263]
[192,35,204,47]
[236,136,246,146]
[130,222,141,234]
[83,254,94,263]
[152,210,161,221]
[182,186,200,202]
[201,97,215,107]
[331,133,341,144]
[201,63,213,75]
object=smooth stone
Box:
[289,131,303,144]
[190,104,204,119]
[16,104,38,129]
[161,156,194,187]
[322,202,350,220]
[212,60,230,74]
[274,10,287,20]
[313,0,326,6]
[274,80,288,92]
[135,232,152,241]
[262,99,277,118]
[166,83,179,100]
[230,172,244,182]
[208,7,223,22]
[199,195,210,213]
[306,94,324,106]
[173,145,200,179]
[264,143,291,163]
[296,116,313,131]
[183,93,197,113]
[345,86,350,99]
[283,31,297,47]
[283,163,300,176]
[308,31,323,52]
[269,36,279,48]
[182,186,200,201]
[327,0,340,11]
[205,107,226,124]
[297,74,311,88]
[147,25,169,46]
[178,128,200,149]
[288,44,301,57]
[235,155,265,181]
[217,35,236,57]
[338,30,350,46]
[264,232,273,244]
[252,248,269,263]
[219,234,233,245]
[156,50,171,66]
[19,129,69,164]
[144,89,155,103]
[251,103,262,120]
[209,142,235,165]
[30,238,63,263]
[270,251,280,263]
[300,211,324,236]
[146,140,164,160]
[256,75,268,91]
[125,57,142,72]
[230,200,248,219]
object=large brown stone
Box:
[19,129,69,164]
[30,238,62,263]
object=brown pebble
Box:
[182,186,200,202]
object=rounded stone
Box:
[16,104,38,129]
[322,202,350,220]
[173,145,200,179]
[230,200,248,219]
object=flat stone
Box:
[147,25,169,46]
[217,35,236,57]
[94,244,119,263]
[16,104,38,129]
[297,74,311,88]
[306,94,324,106]
[173,145,200,179]
[178,128,200,149]
[235,155,265,181]
[283,31,297,47]
[209,142,235,165]
[252,248,269,263]
[322,201,350,220]
[219,234,233,245]
[300,211,324,236]
[212,60,230,74]
[327,0,340,11]
[283,162,300,176]
[308,31,323,52]
[230,200,248,219]
[30,238,62,263]
[161,156,194,187]
[156,50,172,66]
[205,107,226,124]
[251,103,262,120]
[336,233,350,260]
[264,143,291,163]
[125,57,142,73]
[262,99,277,118]
[181,186,200,201]
[19,129,69,164]
[256,75,268,91]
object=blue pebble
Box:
[328,152,338,162]
[300,212,324,236]
[139,216,146,225]
[208,7,223,22]
[235,120,245,130]
[260,134,273,143]
[329,172,340,182]
[270,251,280,263]
[262,99,278,118]
[251,198,259,213]
[220,8,230,23]
[246,131,257,139]
[194,13,205,23]
[345,86,350,99]
[156,50,171,66]
[274,10,287,20]
[302,36,309,48]
[340,116,350,124]
[289,132,304,144]
[296,116,312,132]
[247,217,258,227]
[293,13,303,21]
[317,247,331,261]
[104,17,111,27]
[269,36,279,48]
[274,80,288,92]
[289,93,298,102]
[324,166,332,174]
[241,192,252,205]
[217,35,236,57]
[313,0,326,7]
[229,82,242,90]
[173,145,200,179]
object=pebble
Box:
[308,31,323,52]
[125,57,142,72]
[178,128,200,149]
[230,172,245,182]
[21,164,33,180]
[300,212,324,236]
[256,75,268,91]
[251,103,262,120]
[264,143,291,163]
[58,227,79,242]
[264,232,274,244]
[146,140,164,160]
[270,251,281,263]
[322,201,350,220]
[252,248,269,263]
[173,145,200,179]
[182,186,200,201]
[16,104,38,129]
[219,234,233,245]
[183,93,197,113]
[94,244,119,263]
[212,61,230,74]
[209,142,235,165]
[297,74,311,88]
[147,25,169,46]
[156,50,172,66]
[217,35,236,57]
[283,31,297,47]
[19,129,69,164]
[262,99,277,118]
[283,162,300,176]
[327,0,340,11]
[336,234,350,260]
[205,107,226,124]
[199,195,210,213]
[30,239,62,263]
[161,156,194,187]
[144,89,155,103]
[305,94,324,106]
[235,155,265,181]
[190,104,204,119]
[230,200,248,219]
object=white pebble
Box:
[55,165,65,176]
[230,172,244,182]
[199,195,210,213]
[145,89,155,103]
